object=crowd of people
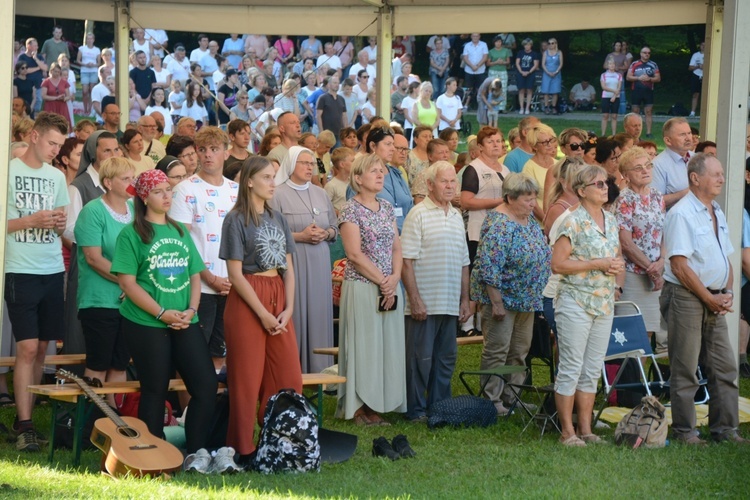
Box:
[4,27,748,470]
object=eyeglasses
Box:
[178,151,197,160]
[567,142,584,151]
[585,180,608,190]
[609,153,622,162]
[625,163,653,173]
[538,138,558,146]
[361,75,369,79]
[394,147,410,153]
[296,161,316,168]
[168,174,187,181]
[19,66,27,70]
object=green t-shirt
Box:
[111,221,205,327]
[75,198,133,310]
[488,47,512,74]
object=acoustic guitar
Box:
[55,369,184,478]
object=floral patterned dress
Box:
[556,205,620,317]
[335,198,407,419]
[471,211,551,312]
[615,187,665,274]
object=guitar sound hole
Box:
[117,427,140,439]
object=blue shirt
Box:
[663,191,733,290]
[504,148,533,174]
[651,148,692,200]
[346,165,413,232]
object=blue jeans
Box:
[618,89,627,115]
[431,72,447,98]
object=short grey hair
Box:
[623,113,642,126]
[687,152,718,178]
[571,164,608,197]
[502,172,539,202]
[424,161,455,184]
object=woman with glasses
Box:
[541,38,563,115]
[166,135,199,176]
[544,128,588,203]
[521,124,557,220]
[614,147,666,351]
[155,155,188,188]
[551,164,624,446]
[361,127,413,232]
[271,146,338,374]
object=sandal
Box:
[560,434,586,447]
[354,408,375,426]
[0,393,14,407]
[579,433,606,444]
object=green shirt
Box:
[111,221,205,327]
[488,47,512,75]
[75,198,132,310]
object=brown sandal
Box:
[560,434,586,447]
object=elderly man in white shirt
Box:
[401,161,471,422]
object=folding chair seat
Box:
[459,366,531,420]
[594,302,666,424]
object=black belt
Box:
[707,288,728,295]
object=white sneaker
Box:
[210,446,243,474]
[183,448,212,473]
[688,111,696,117]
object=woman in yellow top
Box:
[521,124,557,221]
[411,82,438,135]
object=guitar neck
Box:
[56,370,128,428]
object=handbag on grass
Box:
[614,395,668,448]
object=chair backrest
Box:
[606,302,653,359]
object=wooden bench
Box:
[28,372,346,466]
[313,335,484,357]
[0,354,86,368]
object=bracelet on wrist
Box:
[188,307,198,315]
[155,307,166,320]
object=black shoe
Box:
[372,437,400,460]
[739,362,750,379]
[391,434,416,458]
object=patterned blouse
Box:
[470,211,551,312]
[614,187,665,274]
[338,198,396,284]
[556,205,620,316]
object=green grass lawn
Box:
[0,344,748,499]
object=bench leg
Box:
[72,396,86,467]
[48,400,58,463]
[316,384,323,428]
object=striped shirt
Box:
[401,196,470,316]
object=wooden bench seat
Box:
[28,372,346,466]
[313,335,484,357]
[0,354,87,368]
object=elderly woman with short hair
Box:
[471,173,551,415]
[551,164,624,446]
[614,146,666,351]
[337,153,406,425]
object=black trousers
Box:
[122,318,217,454]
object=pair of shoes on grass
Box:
[184,447,243,474]
[372,435,416,461]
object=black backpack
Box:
[255,389,321,474]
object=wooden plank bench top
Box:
[28,373,347,403]
[0,354,87,368]
[313,335,483,356]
